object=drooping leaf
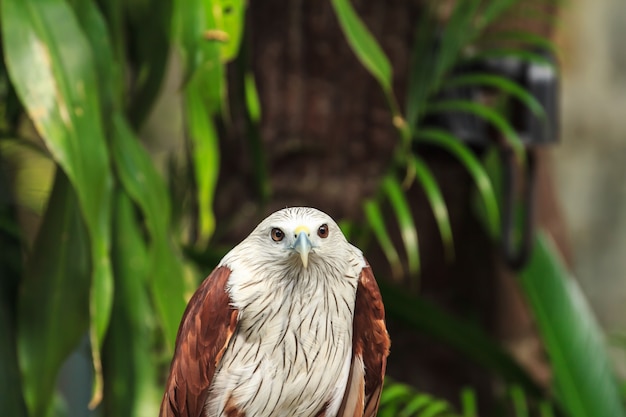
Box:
[364,200,402,280]
[125,0,173,127]
[2,0,114,407]
[480,30,558,55]
[410,156,454,261]
[110,114,187,349]
[330,0,392,92]
[103,190,160,417]
[416,128,500,239]
[463,48,556,69]
[185,82,221,245]
[244,71,262,123]
[519,234,626,417]
[425,99,525,159]
[444,73,546,121]
[17,171,91,417]
[382,176,420,277]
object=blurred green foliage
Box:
[0,0,623,416]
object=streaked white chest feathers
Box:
[207,243,365,417]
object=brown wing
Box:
[160,266,239,417]
[338,262,390,417]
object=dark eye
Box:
[271,228,284,242]
[317,224,329,238]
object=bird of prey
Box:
[160,207,390,417]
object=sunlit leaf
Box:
[382,176,420,277]
[425,99,525,159]
[444,73,546,120]
[364,200,402,280]
[2,0,114,407]
[330,0,392,92]
[185,83,220,245]
[110,114,187,349]
[17,172,91,417]
[214,0,246,62]
[519,234,626,417]
[410,157,454,261]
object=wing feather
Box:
[160,266,238,417]
[338,262,390,417]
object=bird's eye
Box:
[317,224,329,238]
[271,228,284,242]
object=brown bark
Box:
[213,0,567,411]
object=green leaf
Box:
[244,71,262,123]
[185,83,221,245]
[70,0,123,112]
[519,234,626,417]
[378,280,544,397]
[444,73,546,121]
[410,156,454,261]
[416,128,500,239]
[460,387,477,417]
[417,400,450,417]
[2,0,114,406]
[510,385,529,417]
[110,114,187,349]
[382,176,420,277]
[480,30,558,55]
[125,0,172,127]
[103,190,161,417]
[425,99,525,159]
[17,171,91,417]
[406,10,438,131]
[464,48,556,70]
[363,200,402,280]
[214,0,246,62]
[477,0,518,29]
[330,0,392,92]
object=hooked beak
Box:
[293,230,312,268]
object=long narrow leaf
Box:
[425,99,525,159]
[185,84,221,245]
[444,73,546,120]
[480,30,558,55]
[519,234,626,417]
[410,157,454,261]
[17,172,91,417]
[330,0,392,92]
[416,128,500,239]
[111,115,187,349]
[2,0,114,407]
[364,200,402,280]
[382,176,420,277]
[104,190,161,417]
